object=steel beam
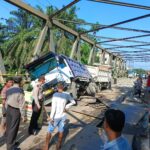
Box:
[4,0,48,20]
[100,50,105,65]
[70,37,80,59]
[100,37,149,45]
[81,13,150,34]
[88,45,95,65]
[108,53,113,65]
[32,24,48,61]
[89,0,150,10]
[50,0,80,18]
[98,33,150,44]
[102,44,150,52]
[76,41,81,61]
[114,56,117,68]
[49,28,55,52]
[4,0,114,57]
[117,58,121,77]
[54,18,150,34]
[52,19,78,37]
[107,43,150,49]
[5,0,123,64]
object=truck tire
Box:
[86,82,96,96]
[71,88,77,100]
[108,82,111,89]
[69,81,78,99]
[97,83,102,93]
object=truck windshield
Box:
[29,57,57,80]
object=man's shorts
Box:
[48,116,66,133]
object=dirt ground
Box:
[0,78,149,150]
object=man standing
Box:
[0,77,13,136]
[134,76,143,98]
[28,76,45,135]
[103,109,131,150]
[43,83,76,150]
[144,74,150,104]
[6,76,25,150]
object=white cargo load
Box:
[86,64,112,88]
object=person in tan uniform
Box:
[28,76,45,135]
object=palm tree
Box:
[1,5,93,73]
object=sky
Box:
[0,0,150,70]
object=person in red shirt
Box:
[0,77,13,135]
[144,75,150,104]
[146,75,150,91]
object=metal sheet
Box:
[110,103,146,125]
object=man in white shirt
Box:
[43,83,76,150]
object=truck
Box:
[25,52,97,103]
[128,69,136,78]
[25,52,112,104]
[86,64,112,91]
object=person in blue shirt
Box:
[103,109,132,150]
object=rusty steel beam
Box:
[89,0,150,10]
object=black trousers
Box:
[6,105,21,150]
[135,89,141,97]
[28,100,42,134]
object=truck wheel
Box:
[97,83,102,93]
[108,82,111,89]
[69,81,77,99]
[86,82,96,96]
[71,89,77,100]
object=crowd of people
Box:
[3,74,150,149]
[0,76,76,150]
[0,76,25,150]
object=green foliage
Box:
[26,84,33,92]
[0,5,97,74]
[80,42,90,64]
[133,68,146,75]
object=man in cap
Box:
[28,75,45,135]
[6,76,25,150]
[0,77,13,136]
[43,82,76,150]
